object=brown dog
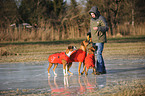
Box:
[48,46,75,76]
[68,40,89,75]
[81,47,97,75]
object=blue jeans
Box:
[92,43,106,73]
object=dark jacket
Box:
[87,6,109,43]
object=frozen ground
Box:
[0,55,145,95]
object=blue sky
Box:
[65,0,82,4]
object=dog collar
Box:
[66,51,73,57]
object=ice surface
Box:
[0,57,145,95]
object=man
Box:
[87,6,109,74]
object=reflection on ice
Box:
[47,75,106,95]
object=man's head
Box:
[91,13,96,18]
[89,6,100,19]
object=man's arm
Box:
[98,16,109,33]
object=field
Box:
[0,35,145,63]
[0,36,145,95]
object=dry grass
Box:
[113,23,145,36]
[0,43,80,62]
[104,42,145,56]
[0,22,145,42]
[86,79,145,96]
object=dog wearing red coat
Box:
[68,40,89,75]
[81,47,97,75]
[48,46,76,76]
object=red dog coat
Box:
[85,54,95,69]
[69,49,86,62]
[48,52,69,64]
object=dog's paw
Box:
[94,72,101,75]
[81,72,84,75]
[54,73,57,76]
[85,73,88,75]
[78,73,81,75]
[64,73,68,76]
[70,73,74,75]
[48,73,50,76]
[54,71,57,76]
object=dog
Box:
[81,47,97,75]
[68,40,89,75]
[48,46,76,76]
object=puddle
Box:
[0,57,145,95]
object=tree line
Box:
[0,0,145,41]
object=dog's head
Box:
[81,40,89,47]
[88,47,95,54]
[68,46,77,51]
[66,46,76,57]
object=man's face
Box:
[91,13,96,18]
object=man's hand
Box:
[93,27,98,31]
[89,38,92,42]
[87,35,90,41]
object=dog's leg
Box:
[62,59,68,76]
[48,63,53,76]
[85,67,89,75]
[53,63,58,76]
[66,65,68,75]
[67,62,73,75]
[78,62,82,75]
[83,62,86,73]
[81,65,86,75]
[93,67,99,75]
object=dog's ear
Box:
[65,49,69,54]
[68,46,73,49]
[92,46,97,51]
[90,47,95,52]
[81,41,84,46]
[91,47,95,50]
[73,46,77,50]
